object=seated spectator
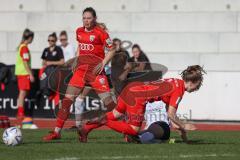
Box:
[59,30,76,62]
[128,44,151,71]
[41,32,64,67]
[113,38,130,58]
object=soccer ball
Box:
[2,127,23,146]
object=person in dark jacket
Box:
[128,44,151,71]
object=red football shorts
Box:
[17,75,31,91]
[69,65,110,94]
[115,97,146,127]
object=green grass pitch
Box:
[1,129,240,160]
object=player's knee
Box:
[139,132,155,144]
[65,94,74,101]
[78,94,85,99]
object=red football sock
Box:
[85,123,103,132]
[1,83,5,91]
[84,112,118,132]
[56,97,73,129]
[56,118,65,129]
[106,120,138,136]
[17,106,24,116]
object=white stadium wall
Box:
[0,0,240,120]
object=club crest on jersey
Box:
[106,38,112,46]
[90,35,95,42]
[52,51,57,56]
[23,53,29,59]
[99,77,105,85]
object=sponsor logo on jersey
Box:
[79,43,94,51]
[99,77,105,85]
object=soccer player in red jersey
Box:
[43,7,116,141]
[15,29,35,124]
[79,65,206,143]
[73,22,110,129]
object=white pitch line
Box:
[45,153,236,160]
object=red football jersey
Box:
[160,78,185,109]
[76,26,113,59]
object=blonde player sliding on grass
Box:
[79,65,206,143]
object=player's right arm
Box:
[71,45,80,72]
[168,106,189,142]
[168,106,196,143]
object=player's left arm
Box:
[94,33,116,75]
[102,46,116,66]
[101,31,116,65]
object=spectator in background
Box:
[59,31,76,62]
[41,32,64,67]
[37,32,64,106]
[128,44,151,71]
[113,38,130,58]
[15,29,34,123]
